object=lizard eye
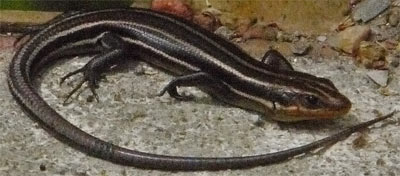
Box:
[304,95,320,108]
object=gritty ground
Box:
[0,37,399,176]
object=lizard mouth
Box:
[268,104,352,122]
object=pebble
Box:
[0,35,17,50]
[390,56,400,67]
[242,23,278,41]
[352,0,390,22]
[358,41,387,69]
[291,41,312,56]
[151,0,193,20]
[316,35,327,42]
[193,11,221,31]
[328,25,370,55]
[214,26,235,39]
[388,9,400,27]
[366,70,389,87]
[276,31,294,42]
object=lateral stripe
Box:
[134,9,337,94]
[18,10,338,104]
[121,37,199,71]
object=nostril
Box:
[336,96,352,113]
[329,95,351,112]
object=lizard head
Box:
[267,76,352,122]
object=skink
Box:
[8,8,394,170]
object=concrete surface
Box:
[0,39,399,176]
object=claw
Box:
[157,86,193,101]
[60,68,84,85]
[60,66,100,103]
[157,87,168,97]
[89,85,100,102]
[58,32,127,103]
[63,79,86,105]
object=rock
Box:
[214,26,234,39]
[242,23,278,41]
[390,56,400,67]
[0,35,17,50]
[358,41,387,69]
[235,18,256,37]
[329,25,370,55]
[388,9,400,27]
[319,45,339,58]
[193,11,221,31]
[263,26,278,41]
[316,35,327,42]
[291,41,312,56]
[276,31,294,42]
[352,0,391,22]
[366,70,388,87]
[151,0,193,20]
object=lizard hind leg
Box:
[60,32,130,103]
[157,72,215,101]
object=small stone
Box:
[263,26,278,41]
[390,56,400,67]
[193,7,222,31]
[358,41,387,69]
[291,41,312,56]
[151,0,193,20]
[276,31,294,42]
[214,26,235,39]
[193,11,221,31]
[328,25,370,55]
[241,23,278,41]
[352,0,391,22]
[388,10,400,27]
[366,70,389,87]
[235,18,256,37]
[0,36,17,50]
[320,46,339,58]
[316,35,327,42]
